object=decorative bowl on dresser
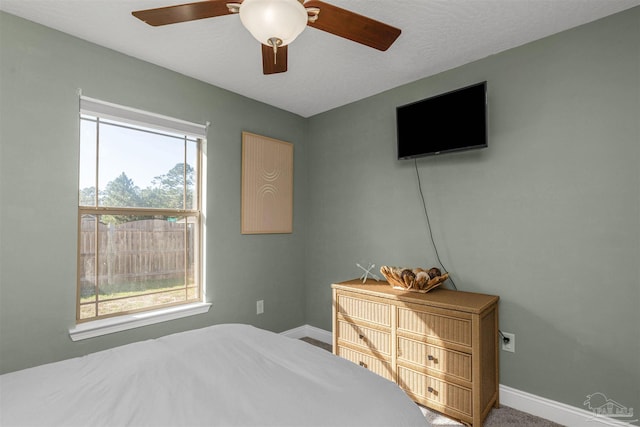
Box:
[332,279,500,427]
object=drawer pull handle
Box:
[359,361,368,369]
[427,355,436,362]
[427,386,435,393]
[358,334,365,340]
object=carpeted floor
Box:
[419,403,563,427]
[300,337,333,351]
[299,337,563,427]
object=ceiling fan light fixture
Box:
[239,0,308,47]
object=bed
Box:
[0,323,428,426]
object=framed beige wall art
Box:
[241,132,293,234]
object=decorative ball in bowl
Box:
[380,266,449,293]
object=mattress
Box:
[0,323,428,426]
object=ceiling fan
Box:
[132,0,401,75]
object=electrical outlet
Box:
[256,300,264,315]
[501,332,515,353]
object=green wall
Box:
[1,5,639,416]
[305,7,639,412]
[0,12,308,373]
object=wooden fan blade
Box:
[304,0,400,51]
[132,0,241,27]
[262,44,288,75]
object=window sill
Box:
[69,302,212,341]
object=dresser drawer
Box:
[397,337,471,382]
[337,346,393,381]
[336,294,390,327]
[397,306,472,347]
[338,321,391,356]
[397,366,472,417]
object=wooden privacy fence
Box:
[79,217,195,296]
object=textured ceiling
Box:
[1,0,639,117]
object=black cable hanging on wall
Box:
[413,159,458,291]
[412,159,514,341]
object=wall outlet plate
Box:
[256,300,264,315]
[501,332,515,352]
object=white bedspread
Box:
[0,324,428,427]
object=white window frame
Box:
[70,96,210,341]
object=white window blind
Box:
[80,96,207,139]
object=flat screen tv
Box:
[396,82,487,160]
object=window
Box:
[77,97,205,323]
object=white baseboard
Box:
[282,325,636,427]
[500,385,637,427]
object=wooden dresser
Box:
[332,279,499,426]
